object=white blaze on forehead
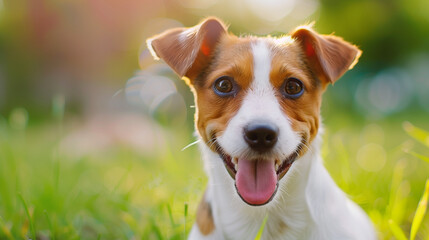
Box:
[251,40,273,91]
[217,39,301,159]
[245,40,279,116]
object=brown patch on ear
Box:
[291,26,362,84]
[147,18,227,81]
[196,192,215,235]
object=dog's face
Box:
[148,18,361,206]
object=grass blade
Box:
[388,219,407,240]
[0,216,13,240]
[18,193,36,240]
[408,151,429,163]
[184,202,188,240]
[403,122,429,147]
[410,179,429,240]
[254,214,268,240]
[44,210,55,240]
[150,218,164,240]
[166,203,176,228]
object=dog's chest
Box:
[215,207,313,240]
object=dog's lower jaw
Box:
[191,133,376,240]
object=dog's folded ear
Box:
[291,26,362,84]
[147,18,227,80]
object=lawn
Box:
[0,103,428,240]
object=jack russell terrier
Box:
[147,18,376,240]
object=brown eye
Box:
[283,78,304,98]
[213,76,235,96]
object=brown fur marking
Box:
[196,192,215,235]
[193,35,255,148]
[267,39,324,153]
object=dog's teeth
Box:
[275,159,280,171]
[234,163,238,171]
[232,157,238,165]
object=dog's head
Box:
[147,18,361,206]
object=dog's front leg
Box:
[188,192,224,240]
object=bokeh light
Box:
[246,0,296,22]
[125,68,188,126]
[355,68,414,118]
[178,0,218,9]
[357,143,387,172]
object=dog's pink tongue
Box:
[235,158,277,205]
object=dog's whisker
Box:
[181,139,201,151]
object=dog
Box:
[147,18,376,240]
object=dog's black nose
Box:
[244,123,279,152]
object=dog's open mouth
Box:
[217,146,300,206]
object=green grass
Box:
[0,109,428,239]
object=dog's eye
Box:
[213,76,235,96]
[283,78,304,98]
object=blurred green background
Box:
[0,0,428,239]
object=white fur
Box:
[188,39,376,239]
[190,133,376,240]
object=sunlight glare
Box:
[179,0,218,9]
[246,0,296,22]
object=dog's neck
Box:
[198,131,324,239]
